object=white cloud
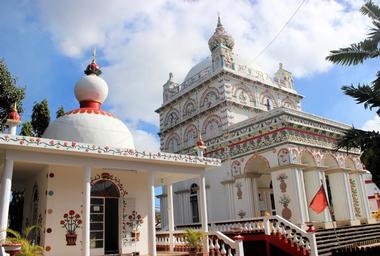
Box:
[362,115,380,132]
[130,128,160,152]
[35,0,370,125]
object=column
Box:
[0,158,14,256]
[148,173,157,256]
[167,183,175,252]
[199,173,209,254]
[304,169,331,224]
[251,177,260,217]
[82,167,91,256]
[354,172,374,222]
[328,171,357,224]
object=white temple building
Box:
[0,56,220,256]
[157,17,379,230]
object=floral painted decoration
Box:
[127,211,143,231]
[60,210,82,234]
[276,173,288,182]
[279,195,291,207]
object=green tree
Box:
[56,105,65,118]
[31,99,50,137]
[20,121,34,137]
[326,0,380,187]
[0,58,25,131]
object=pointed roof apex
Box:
[217,13,222,27]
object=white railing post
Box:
[263,216,271,235]
[308,233,318,256]
[235,239,244,256]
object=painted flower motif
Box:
[71,142,76,147]
[61,210,82,234]
[50,140,54,145]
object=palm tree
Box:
[326,0,380,187]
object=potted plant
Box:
[60,210,82,246]
[1,225,44,256]
[184,229,204,256]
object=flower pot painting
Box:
[279,195,292,220]
[127,210,143,241]
[60,210,82,246]
[276,173,288,193]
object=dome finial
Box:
[208,15,235,52]
[84,48,102,76]
[92,47,97,64]
[217,12,222,27]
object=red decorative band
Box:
[80,100,101,109]
[365,180,374,184]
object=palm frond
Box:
[326,40,379,66]
[342,84,380,113]
[361,0,380,21]
[337,127,380,151]
[23,225,41,240]
[5,228,22,241]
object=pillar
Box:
[199,173,209,253]
[303,169,331,224]
[82,167,91,256]
[251,177,260,217]
[167,183,175,252]
[354,172,375,223]
[327,170,357,224]
[0,158,14,256]
[148,173,157,256]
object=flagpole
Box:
[321,179,341,248]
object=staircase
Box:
[315,223,380,256]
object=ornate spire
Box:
[8,102,20,122]
[195,132,206,157]
[208,15,235,52]
[84,47,102,76]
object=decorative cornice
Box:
[0,134,221,167]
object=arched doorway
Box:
[245,156,275,216]
[90,180,120,255]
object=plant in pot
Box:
[127,210,144,256]
[1,225,44,256]
[184,229,204,256]
[60,210,82,246]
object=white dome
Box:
[184,55,265,82]
[75,75,109,104]
[43,110,135,149]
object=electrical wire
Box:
[253,0,307,61]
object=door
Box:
[105,198,119,254]
[90,180,121,255]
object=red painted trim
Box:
[79,100,101,109]
[65,108,115,118]
[365,180,374,184]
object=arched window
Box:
[186,129,196,147]
[167,137,179,152]
[205,120,220,139]
[91,180,120,198]
[190,184,199,223]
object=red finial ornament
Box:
[8,103,20,122]
[196,133,206,148]
[84,48,102,76]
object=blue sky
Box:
[0,0,379,153]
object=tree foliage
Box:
[0,58,25,131]
[31,99,50,137]
[56,105,65,118]
[20,121,34,137]
[326,0,380,187]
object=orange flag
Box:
[309,184,329,214]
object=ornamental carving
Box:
[231,160,241,176]
[278,149,290,166]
